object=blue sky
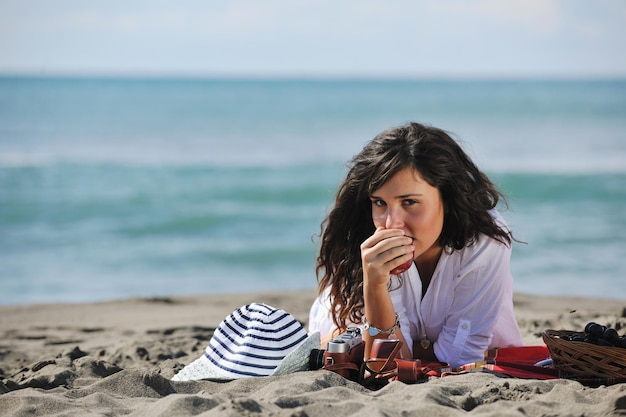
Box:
[1,0,625,78]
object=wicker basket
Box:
[543,329,626,379]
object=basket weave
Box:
[543,329,626,379]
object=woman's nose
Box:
[384,208,404,229]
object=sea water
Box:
[1,77,625,305]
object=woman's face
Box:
[370,167,445,265]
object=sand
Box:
[1,290,625,417]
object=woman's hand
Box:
[360,227,414,288]
[360,227,414,359]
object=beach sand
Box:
[1,291,625,416]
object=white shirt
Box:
[309,213,523,369]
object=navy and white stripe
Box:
[204,303,308,378]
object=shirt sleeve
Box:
[308,288,365,338]
[308,289,336,336]
[433,237,515,368]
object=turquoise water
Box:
[1,77,625,304]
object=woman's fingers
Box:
[360,227,404,249]
[361,228,414,281]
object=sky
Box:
[0,0,625,78]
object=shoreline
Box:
[1,290,623,332]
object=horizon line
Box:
[1,69,626,82]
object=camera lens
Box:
[309,348,325,370]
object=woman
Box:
[309,122,523,368]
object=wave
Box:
[1,152,625,174]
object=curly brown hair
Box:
[316,122,512,332]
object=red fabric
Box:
[491,345,551,366]
[487,345,559,379]
[487,363,559,379]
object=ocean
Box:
[1,77,625,305]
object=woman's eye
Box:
[403,199,418,206]
[372,199,386,207]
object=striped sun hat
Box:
[171,303,320,381]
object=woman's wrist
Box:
[363,292,397,332]
[362,313,400,337]
[363,280,390,295]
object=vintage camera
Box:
[309,327,364,379]
[327,327,363,353]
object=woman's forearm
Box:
[363,283,411,359]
